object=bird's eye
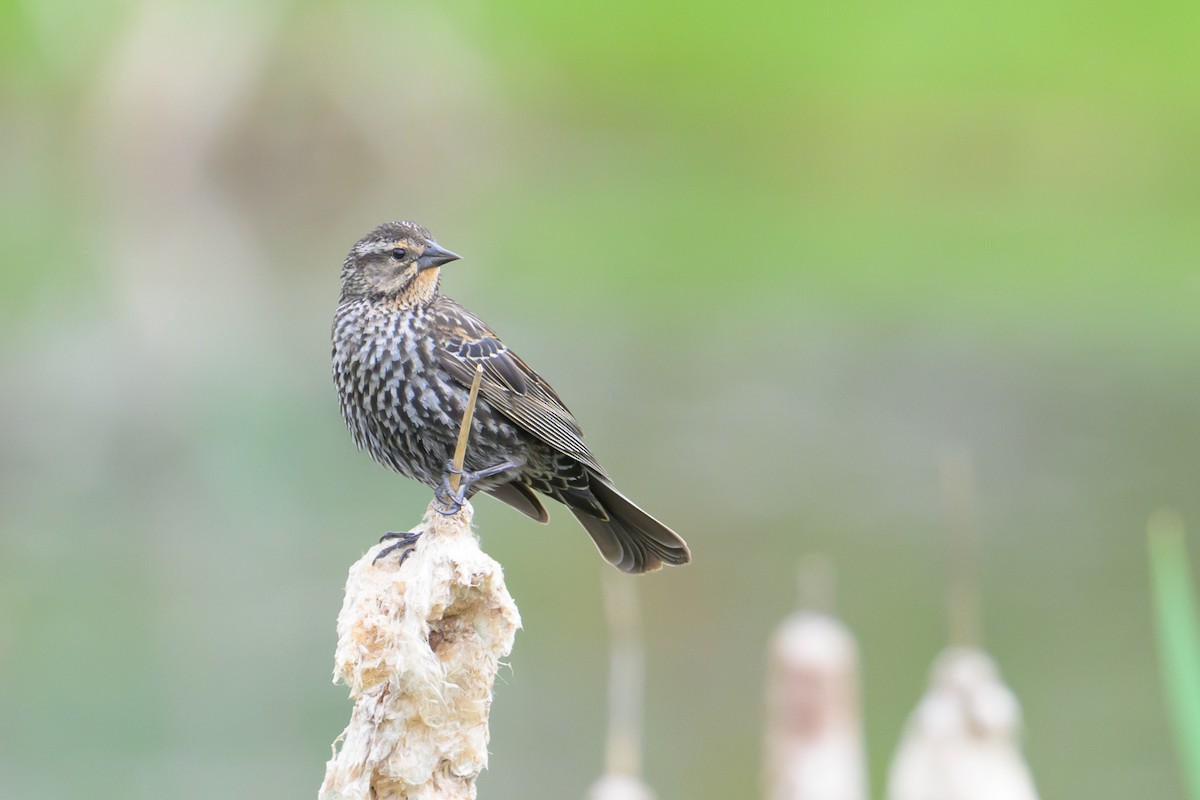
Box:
[390,248,408,261]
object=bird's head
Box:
[340,221,461,306]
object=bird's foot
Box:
[434,459,519,515]
[434,476,467,515]
[373,530,422,565]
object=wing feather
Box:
[432,297,607,477]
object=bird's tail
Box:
[570,477,691,574]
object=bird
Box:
[331,220,691,573]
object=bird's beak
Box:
[417,242,461,271]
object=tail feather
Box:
[571,479,691,574]
[486,481,550,523]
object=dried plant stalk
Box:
[939,446,982,649]
[447,364,485,495]
[319,500,520,800]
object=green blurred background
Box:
[2,0,1198,797]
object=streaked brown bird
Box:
[331,221,691,573]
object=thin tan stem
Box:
[601,569,645,777]
[796,554,836,614]
[938,444,981,649]
[448,364,485,494]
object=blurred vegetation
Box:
[1150,512,1200,799]
[1,1,1198,798]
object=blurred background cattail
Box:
[763,557,868,800]
[884,449,1038,800]
[886,648,1037,800]
[586,571,657,800]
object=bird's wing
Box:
[431,297,607,476]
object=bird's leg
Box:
[373,530,422,565]
[435,459,520,515]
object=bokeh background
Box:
[2,1,1198,797]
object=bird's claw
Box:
[374,530,422,565]
[435,476,467,516]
